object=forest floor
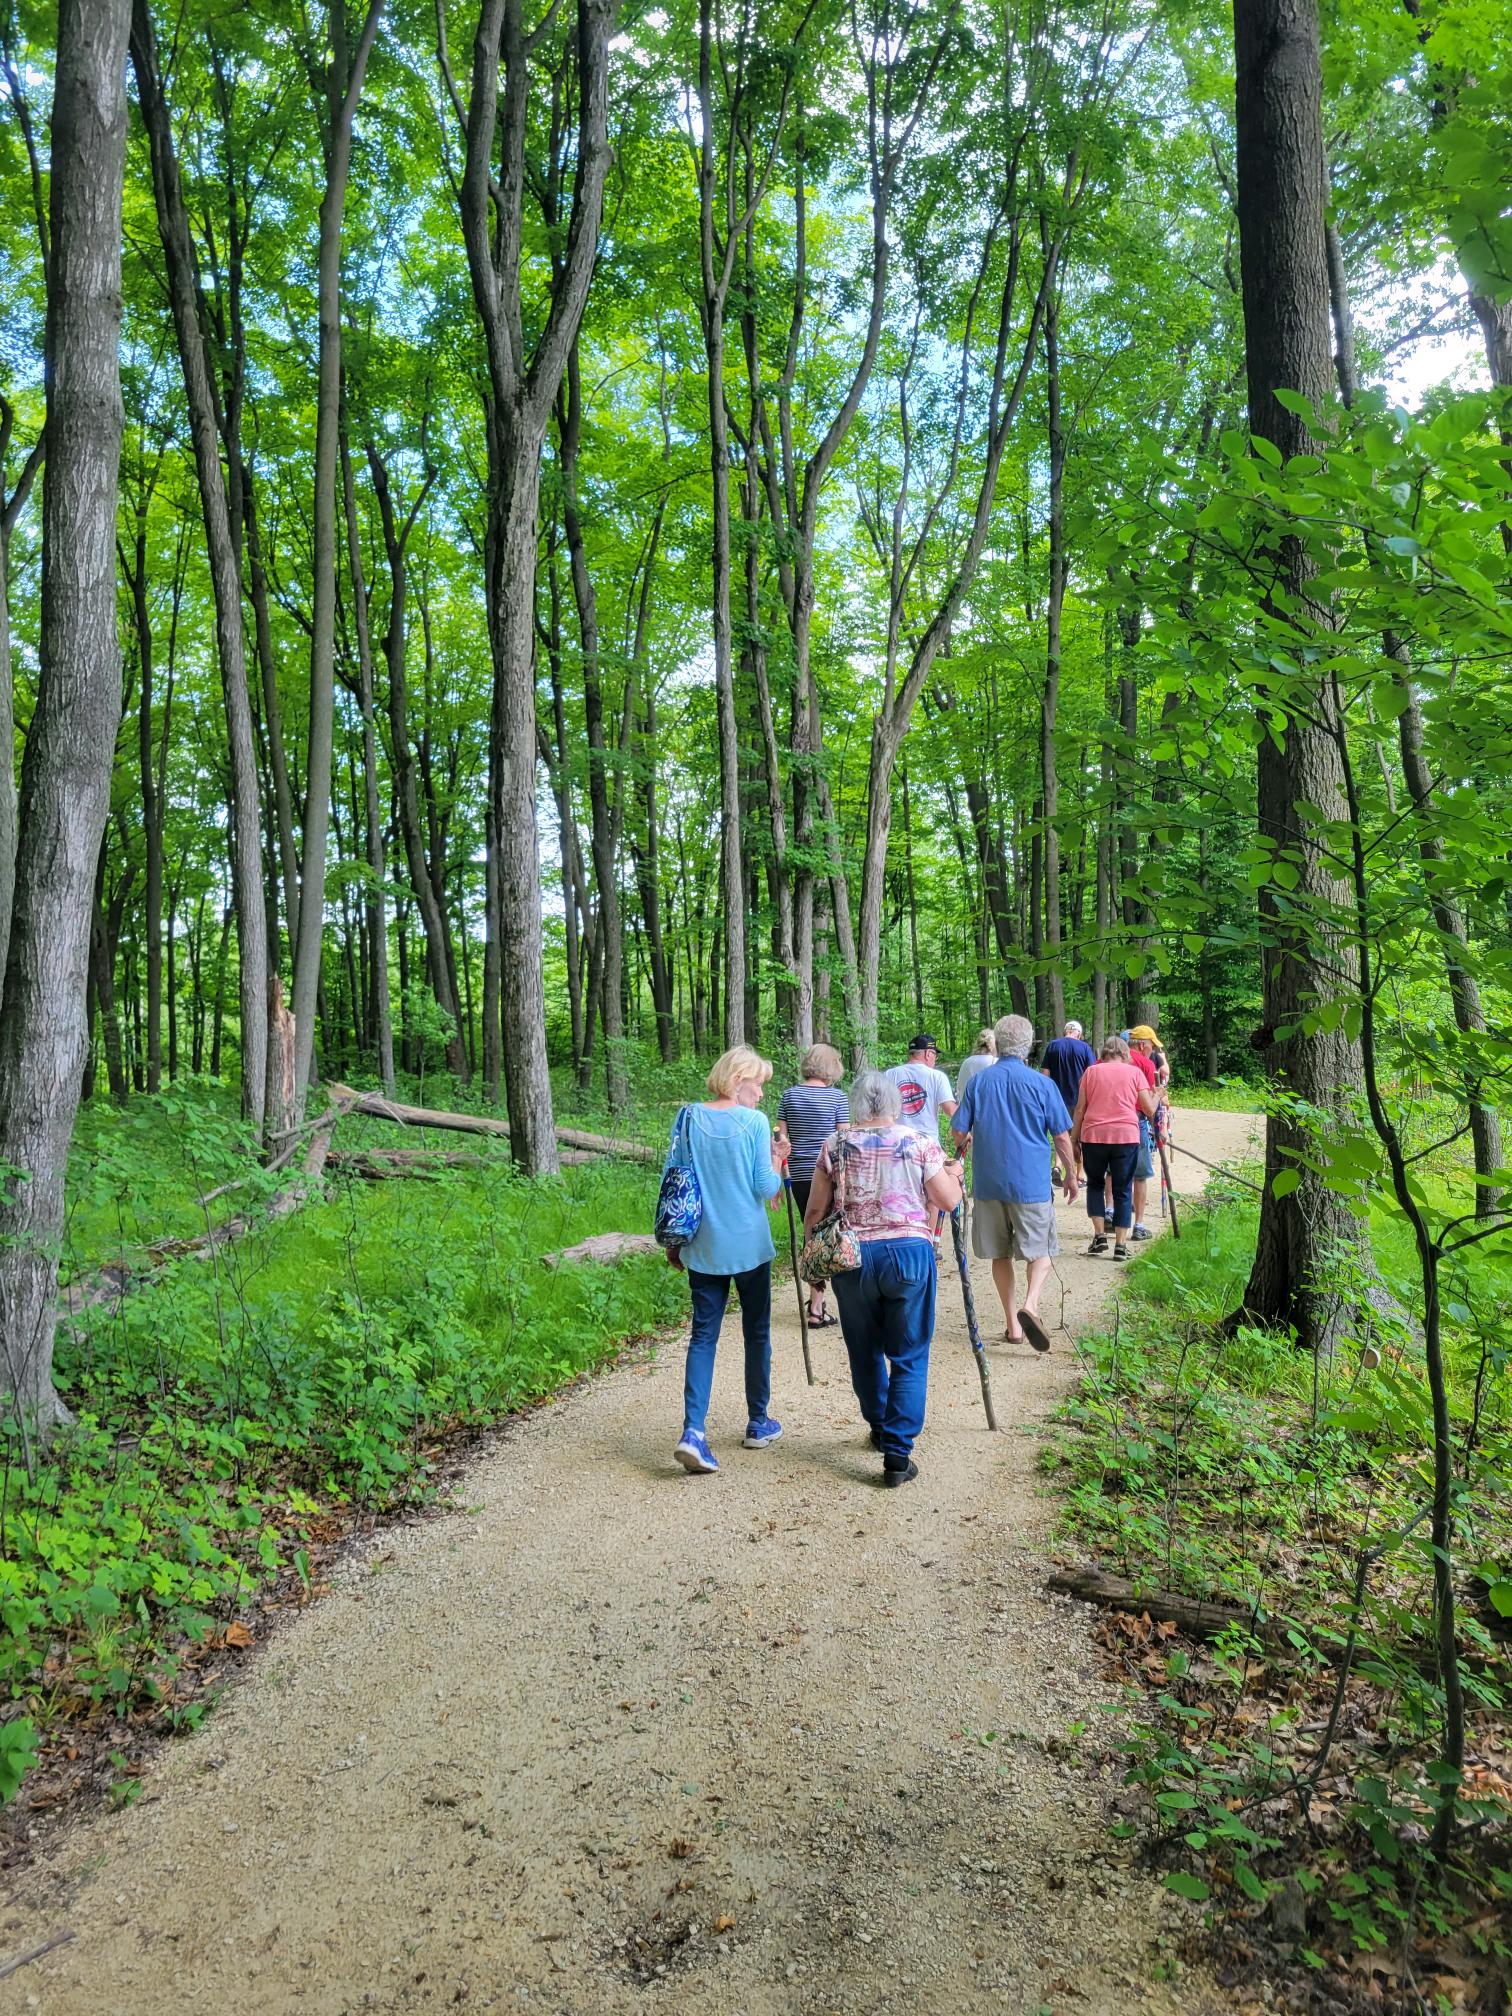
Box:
[1,1106,1259,2016]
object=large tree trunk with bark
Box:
[1232,0,1370,1355]
[0,0,131,1436]
[130,0,268,1133]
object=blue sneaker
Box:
[674,1432,719,1474]
[742,1416,783,1450]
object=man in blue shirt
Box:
[1040,1019,1096,1114]
[952,1014,1078,1355]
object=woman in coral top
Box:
[1069,1035,1159,1262]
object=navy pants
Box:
[832,1237,937,1466]
[683,1264,772,1435]
[1083,1140,1139,1232]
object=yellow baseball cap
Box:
[1128,1024,1158,1042]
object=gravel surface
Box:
[1,1107,1258,2016]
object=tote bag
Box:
[654,1104,704,1250]
[798,1126,861,1285]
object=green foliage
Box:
[1,1085,686,1802]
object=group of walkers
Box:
[655,1017,1172,1489]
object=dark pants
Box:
[832,1238,937,1465]
[1083,1140,1139,1232]
[683,1264,772,1436]
[789,1178,812,1217]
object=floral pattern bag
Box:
[654,1105,703,1250]
[799,1127,861,1285]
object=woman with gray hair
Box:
[802,1069,963,1487]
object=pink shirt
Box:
[818,1124,945,1243]
[1076,1060,1146,1144]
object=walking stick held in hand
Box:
[775,1126,815,1385]
[949,1203,998,1431]
[1155,1115,1181,1240]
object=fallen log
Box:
[541,1232,661,1269]
[1047,1566,1262,1643]
[325,1083,658,1164]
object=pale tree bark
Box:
[290,0,384,1110]
[0,409,43,985]
[1039,271,1067,1031]
[1232,0,1371,1356]
[339,417,394,1093]
[0,0,131,1437]
[452,0,612,1174]
[129,0,269,1133]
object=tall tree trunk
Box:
[1232,0,1370,1357]
[130,0,268,1132]
[126,502,165,1092]
[339,420,394,1092]
[290,0,383,1110]
[1041,283,1067,1031]
[558,343,626,1107]
[0,0,131,1435]
[0,410,43,985]
[456,0,610,1172]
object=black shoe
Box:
[1087,1234,1109,1256]
[869,1426,884,1450]
[881,1460,919,1488]
[1113,1242,1129,1262]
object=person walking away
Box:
[1125,1026,1164,1240]
[803,1071,962,1488]
[778,1044,849,1330]
[885,1032,958,1143]
[1070,1035,1158,1263]
[956,1027,997,1097]
[666,1046,791,1474]
[950,1014,1077,1355]
[1040,1018,1096,1115]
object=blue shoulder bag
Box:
[654,1104,704,1250]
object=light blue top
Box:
[952,1057,1072,1203]
[674,1104,780,1276]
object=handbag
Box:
[654,1105,704,1250]
[799,1126,861,1285]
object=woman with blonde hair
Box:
[664,1046,790,1474]
[777,1042,848,1330]
[956,1026,997,1097]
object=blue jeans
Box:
[683,1264,772,1436]
[1083,1140,1139,1231]
[832,1238,937,1466]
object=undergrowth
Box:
[1048,1179,1512,2010]
[1,1081,686,1818]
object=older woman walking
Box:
[803,1071,962,1488]
[667,1045,790,1474]
[1069,1034,1159,1263]
[777,1043,849,1330]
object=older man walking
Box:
[951,1014,1077,1354]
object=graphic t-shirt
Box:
[817,1124,945,1244]
[884,1061,955,1140]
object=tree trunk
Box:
[0,0,131,1436]
[130,0,268,1133]
[127,503,164,1092]
[339,421,394,1093]
[0,411,43,989]
[289,0,383,1111]
[1040,285,1067,1031]
[1233,0,1370,1356]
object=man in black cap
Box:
[884,1033,958,1148]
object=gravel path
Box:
[2,1107,1258,2016]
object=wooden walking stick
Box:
[949,1204,998,1431]
[1156,1133,1181,1239]
[775,1126,815,1384]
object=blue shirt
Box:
[952,1057,1072,1203]
[1040,1036,1096,1113]
[674,1105,780,1275]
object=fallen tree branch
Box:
[541,1232,661,1268]
[1048,1566,1265,1643]
[0,1930,76,1980]
[325,1083,658,1163]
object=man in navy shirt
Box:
[1040,1019,1096,1114]
[952,1014,1078,1355]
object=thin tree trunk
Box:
[340,418,394,1092]
[290,0,383,1110]
[130,0,268,1132]
[0,0,131,1435]
[1041,281,1067,1030]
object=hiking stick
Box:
[782,1179,815,1385]
[1156,1135,1181,1238]
[949,1204,998,1431]
[1167,1141,1265,1193]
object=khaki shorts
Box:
[970,1197,1060,1262]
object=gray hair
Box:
[1064,1020,1083,1038]
[849,1069,901,1125]
[993,1013,1033,1060]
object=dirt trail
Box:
[3,1107,1258,2016]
